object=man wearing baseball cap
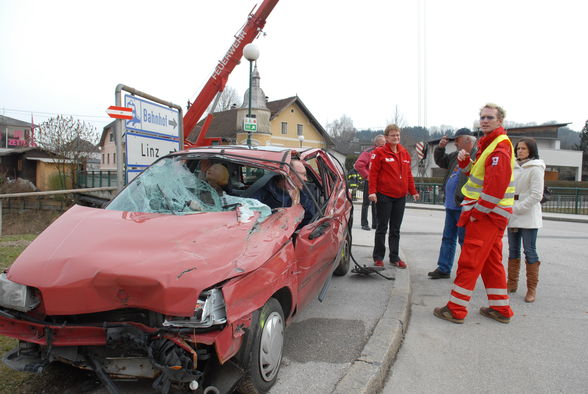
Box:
[428,128,476,279]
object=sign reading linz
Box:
[124,94,180,138]
[126,133,181,167]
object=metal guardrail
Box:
[413,183,588,215]
[0,187,117,235]
[76,171,118,188]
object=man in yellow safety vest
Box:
[434,103,515,324]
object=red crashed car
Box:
[0,146,352,394]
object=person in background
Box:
[368,125,419,269]
[347,169,360,200]
[355,134,386,231]
[428,128,476,279]
[507,138,545,303]
[434,103,515,324]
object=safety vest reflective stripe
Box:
[452,284,473,297]
[480,192,502,204]
[486,288,508,295]
[488,299,510,306]
[467,176,484,186]
[461,203,512,219]
[461,134,515,214]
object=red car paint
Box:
[0,146,352,391]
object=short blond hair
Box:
[384,124,400,136]
[480,103,506,121]
[207,163,229,187]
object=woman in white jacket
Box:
[507,138,545,303]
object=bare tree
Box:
[327,115,357,154]
[36,115,99,189]
[214,86,242,112]
[387,105,407,128]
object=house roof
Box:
[0,115,36,128]
[186,96,334,147]
[63,137,100,153]
[0,147,53,158]
[99,121,116,146]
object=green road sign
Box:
[244,117,257,132]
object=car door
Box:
[293,151,347,309]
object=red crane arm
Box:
[184,0,279,148]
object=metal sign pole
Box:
[114,91,124,192]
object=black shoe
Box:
[361,225,371,231]
[428,268,450,279]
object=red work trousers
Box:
[447,215,514,320]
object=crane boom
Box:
[184,0,279,148]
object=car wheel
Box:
[237,298,284,394]
[333,231,351,276]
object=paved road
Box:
[382,208,588,394]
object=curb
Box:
[333,266,411,393]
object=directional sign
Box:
[106,106,133,120]
[244,117,257,132]
[124,94,180,138]
[126,133,181,167]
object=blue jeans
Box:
[436,208,465,274]
[508,228,539,263]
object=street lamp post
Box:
[243,43,260,148]
[298,134,305,148]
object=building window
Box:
[102,154,105,164]
[109,132,114,142]
[107,153,110,164]
[113,153,116,164]
[297,124,303,136]
[281,122,288,134]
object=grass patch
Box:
[0,233,37,392]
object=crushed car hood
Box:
[8,205,301,316]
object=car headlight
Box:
[163,288,227,328]
[0,273,40,312]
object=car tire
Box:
[237,298,284,394]
[333,231,351,276]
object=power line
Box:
[1,107,111,121]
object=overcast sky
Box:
[1,0,586,136]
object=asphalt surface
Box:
[356,203,588,394]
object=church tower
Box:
[236,65,272,146]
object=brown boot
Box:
[525,261,540,302]
[507,258,521,293]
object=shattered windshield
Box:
[106,156,271,221]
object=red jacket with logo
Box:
[368,143,417,198]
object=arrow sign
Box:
[168,118,177,129]
[106,105,133,120]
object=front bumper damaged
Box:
[0,311,252,393]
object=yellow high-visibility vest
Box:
[461,134,515,218]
